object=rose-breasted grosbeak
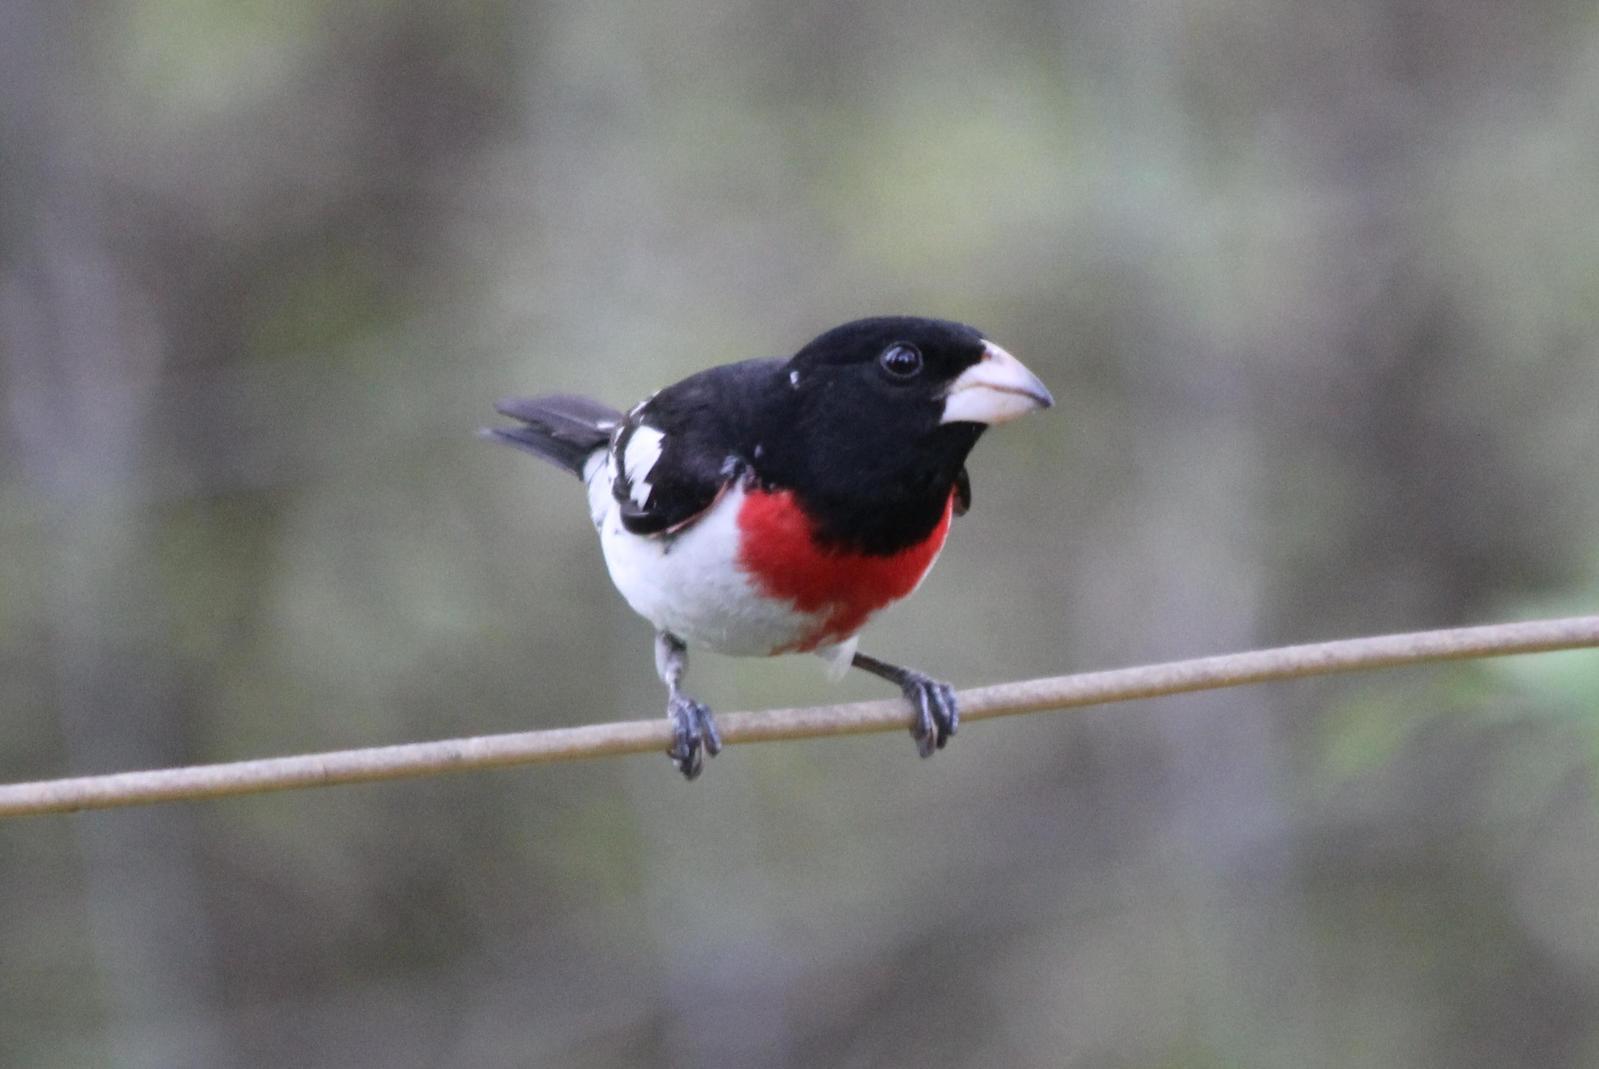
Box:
[486,316,1053,779]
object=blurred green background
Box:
[3,1,1599,1066]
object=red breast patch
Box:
[735,487,954,652]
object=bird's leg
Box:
[851,652,958,758]
[655,631,722,780]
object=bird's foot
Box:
[900,672,958,758]
[667,695,722,780]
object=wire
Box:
[2,614,1596,818]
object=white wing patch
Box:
[622,424,666,509]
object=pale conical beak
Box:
[939,341,1054,425]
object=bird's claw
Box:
[902,673,958,758]
[667,695,722,780]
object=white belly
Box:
[585,460,823,656]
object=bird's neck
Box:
[762,417,982,556]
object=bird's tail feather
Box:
[483,394,621,478]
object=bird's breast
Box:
[735,486,954,652]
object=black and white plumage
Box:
[487,316,1053,778]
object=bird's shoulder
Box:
[607,357,786,536]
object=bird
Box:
[485,316,1053,779]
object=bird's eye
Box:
[879,343,923,379]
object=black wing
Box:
[609,358,782,536]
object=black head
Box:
[789,316,988,390]
[756,316,1052,552]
